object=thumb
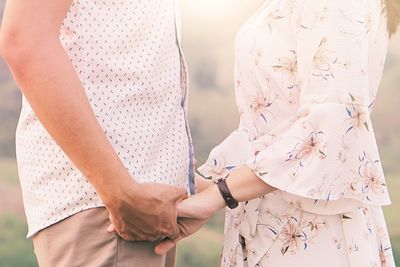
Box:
[154,238,180,255]
[154,239,175,255]
[107,214,116,233]
[107,224,116,233]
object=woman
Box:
[158,0,398,266]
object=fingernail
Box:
[154,247,163,255]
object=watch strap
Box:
[215,178,239,209]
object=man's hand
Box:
[106,182,188,242]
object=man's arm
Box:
[0,0,185,241]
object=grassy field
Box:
[0,215,37,267]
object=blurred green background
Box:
[0,0,399,266]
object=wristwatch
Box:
[215,178,239,209]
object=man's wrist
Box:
[95,169,139,209]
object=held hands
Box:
[154,217,208,255]
[105,179,226,254]
[154,184,226,254]
[107,167,271,251]
[105,182,187,242]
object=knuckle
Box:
[161,225,175,237]
[159,229,170,236]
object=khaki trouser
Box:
[33,207,176,267]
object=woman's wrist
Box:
[206,184,227,213]
[195,173,214,192]
[215,178,239,209]
[225,166,276,202]
[178,183,226,220]
[190,165,276,217]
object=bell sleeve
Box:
[246,0,391,207]
[197,129,254,181]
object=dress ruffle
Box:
[197,103,392,266]
[198,103,391,212]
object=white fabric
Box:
[198,0,395,266]
[16,0,190,238]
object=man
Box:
[0,0,197,266]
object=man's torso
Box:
[16,0,190,238]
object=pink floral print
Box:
[197,0,395,266]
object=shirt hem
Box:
[26,201,105,239]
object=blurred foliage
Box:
[0,78,21,159]
[0,158,19,184]
[0,215,37,267]
[392,236,400,265]
[384,174,400,237]
[177,227,223,267]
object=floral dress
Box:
[197,0,396,266]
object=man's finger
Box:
[167,223,181,240]
[126,227,153,241]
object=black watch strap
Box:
[215,178,239,209]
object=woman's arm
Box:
[226,166,276,202]
[195,173,214,192]
[178,166,276,219]
[180,0,391,221]
[153,166,276,255]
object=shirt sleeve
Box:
[197,129,254,181]
[246,0,391,207]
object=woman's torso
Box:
[218,0,394,266]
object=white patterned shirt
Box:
[16,0,194,238]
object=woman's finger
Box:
[107,214,117,233]
[154,240,175,255]
[154,237,181,255]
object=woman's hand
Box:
[154,185,226,255]
[154,217,208,255]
